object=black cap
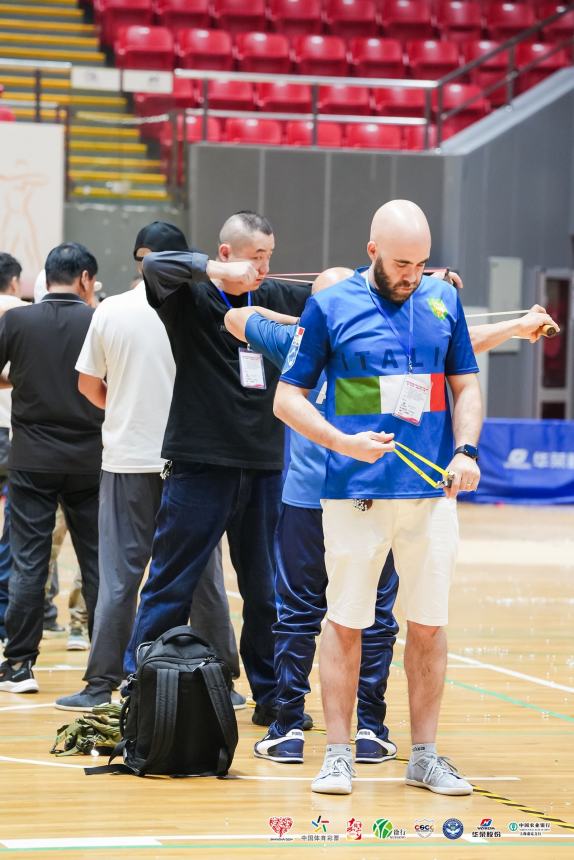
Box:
[133,221,189,258]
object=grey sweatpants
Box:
[84,471,239,693]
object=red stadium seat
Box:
[346,122,402,149]
[516,42,570,91]
[175,28,234,70]
[133,77,199,117]
[256,82,312,112]
[267,0,322,36]
[234,32,291,73]
[539,3,574,43]
[285,120,344,145]
[292,35,348,76]
[0,107,16,122]
[407,39,460,80]
[224,117,283,145]
[403,124,438,149]
[323,0,379,38]
[96,0,154,46]
[115,25,174,69]
[206,79,255,110]
[462,40,510,105]
[433,82,489,133]
[436,1,483,43]
[211,0,266,34]
[318,84,371,115]
[373,86,428,117]
[487,3,536,42]
[380,0,434,41]
[153,0,210,31]
[349,37,405,78]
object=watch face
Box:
[464,445,478,459]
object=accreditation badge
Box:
[393,375,430,425]
[238,348,267,390]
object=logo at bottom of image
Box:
[508,821,551,837]
[414,819,434,838]
[268,816,293,840]
[372,818,406,840]
[442,818,464,840]
[472,818,502,839]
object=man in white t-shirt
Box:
[55,223,241,711]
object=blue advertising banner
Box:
[464,419,574,505]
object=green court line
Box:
[2,841,574,852]
[390,661,574,724]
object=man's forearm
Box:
[225,307,298,342]
[274,381,346,452]
[469,321,519,354]
[450,377,483,446]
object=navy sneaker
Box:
[55,686,112,712]
[354,729,397,763]
[0,660,39,693]
[254,729,304,763]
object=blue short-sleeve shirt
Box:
[280,267,479,500]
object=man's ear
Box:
[219,243,231,262]
[366,241,377,263]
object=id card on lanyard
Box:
[218,288,267,390]
[363,271,429,425]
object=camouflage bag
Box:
[51,703,122,756]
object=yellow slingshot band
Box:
[393,441,452,489]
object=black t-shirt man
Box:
[0,294,103,472]
[143,250,310,470]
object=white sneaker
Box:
[312,756,355,795]
[406,753,473,796]
[67,628,89,651]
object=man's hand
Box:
[338,431,395,463]
[432,268,464,290]
[443,453,480,499]
[515,305,559,342]
[207,260,259,291]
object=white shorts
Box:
[321,497,459,629]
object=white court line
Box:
[397,638,574,694]
[230,774,519,783]
[0,754,519,782]
[0,755,84,769]
[0,702,56,713]
[6,832,572,850]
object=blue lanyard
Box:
[218,289,252,311]
[364,271,414,373]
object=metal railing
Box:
[0,2,571,197]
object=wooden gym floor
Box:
[0,503,572,858]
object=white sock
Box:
[411,742,437,761]
[325,744,353,761]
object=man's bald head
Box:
[312,266,353,295]
[367,200,431,304]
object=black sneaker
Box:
[0,660,39,693]
[54,686,112,712]
[252,704,314,731]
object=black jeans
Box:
[4,469,100,664]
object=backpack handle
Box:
[160,625,211,648]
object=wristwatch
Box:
[454,444,479,461]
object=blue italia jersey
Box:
[245,314,325,509]
[280,267,479,500]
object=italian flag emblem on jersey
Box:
[335,374,446,416]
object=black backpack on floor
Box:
[86,626,238,778]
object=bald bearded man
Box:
[275,200,482,796]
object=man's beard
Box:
[372,256,418,305]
